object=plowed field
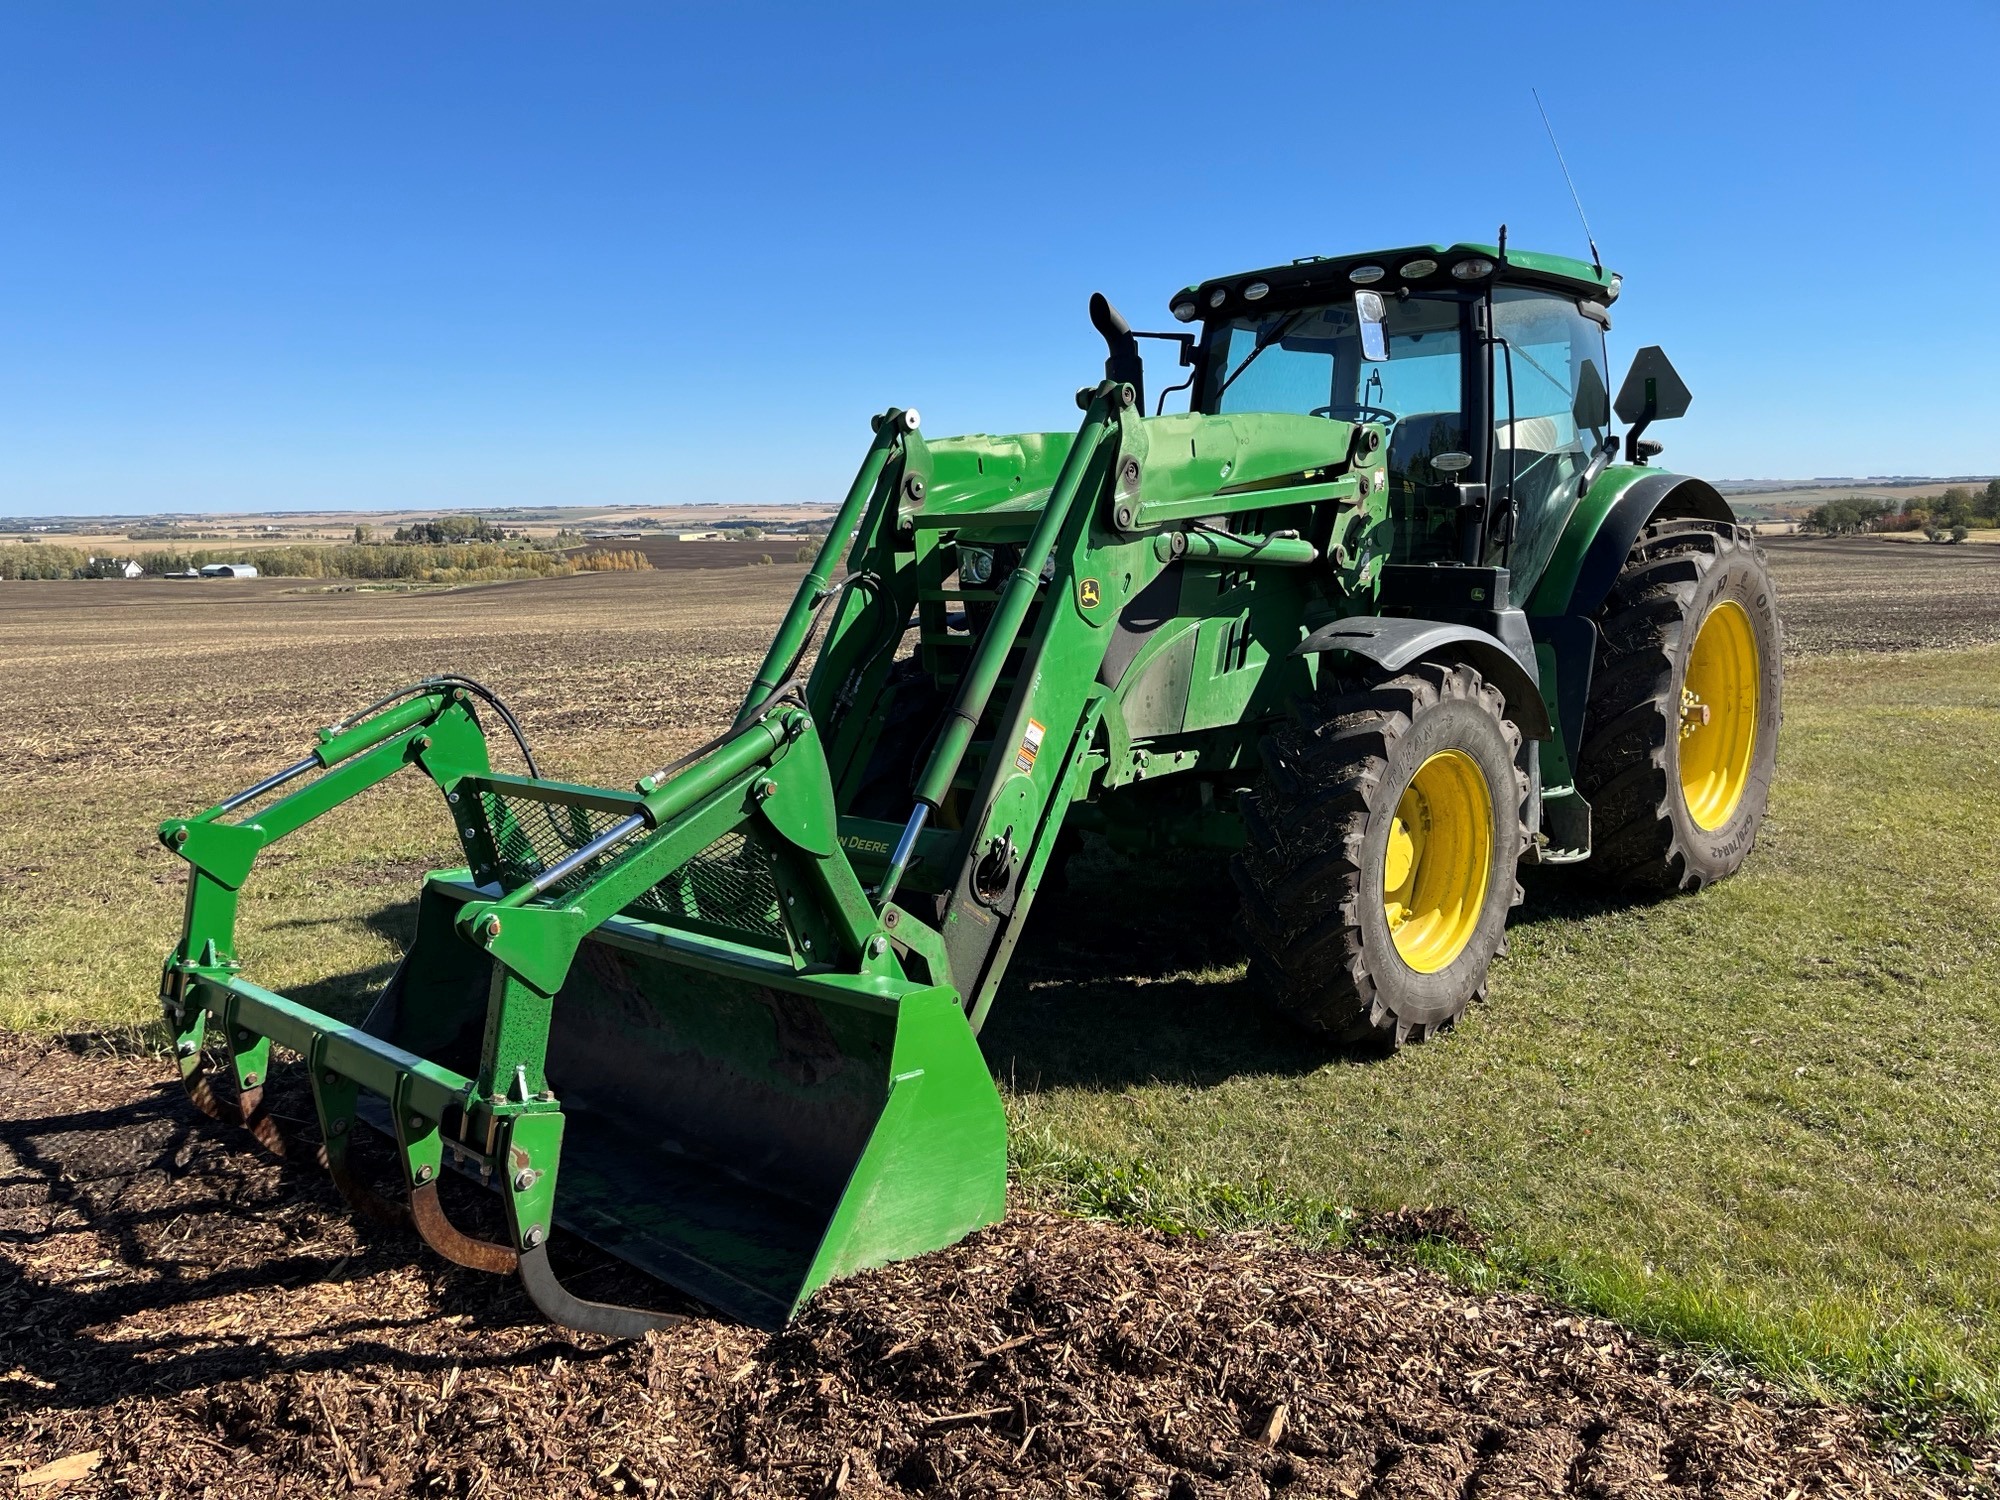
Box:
[3,535,1997,1496]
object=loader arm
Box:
[802,383,1392,1023]
[159,383,1394,1333]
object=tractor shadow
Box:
[982,840,1365,1093]
[256,896,419,1022]
[0,1032,679,1415]
[987,844,1688,1094]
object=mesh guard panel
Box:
[629,831,786,940]
[480,790,630,891]
[473,787,788,946]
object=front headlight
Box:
[958,546,995,586]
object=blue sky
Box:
[3,2,1994,515]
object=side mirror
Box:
[1355,290,1388,363]
[1613,345,1691,424]
[1614,346,1691,464]
[1572,359,1610,431]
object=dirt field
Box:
[2,1036,1975,1498]
[1759,535,2000,654]
[0,570,804,781]
[4,538,1999,1495]
[8,528,1989,830]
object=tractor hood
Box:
[919,410,1367,521]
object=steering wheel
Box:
[1312,404,1397,425]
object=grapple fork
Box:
[158,411,1006,1333]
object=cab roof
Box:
[1175,242,1617,323]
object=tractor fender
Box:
[1527,468,1736,621]
[1294,616,1552,741]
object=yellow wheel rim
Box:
[1383,750,1493,973]
[1678,599,1760,831]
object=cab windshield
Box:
[1203,295,1464,423]
[1203,295,1471,562]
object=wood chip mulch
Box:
[2,1034,1992,1498]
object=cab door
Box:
[1488,288,1612,595]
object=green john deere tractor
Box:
[159,241,1781,1334]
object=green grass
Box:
[1007,1128,1999,1437]
[4,647,1999,1435]
[979,646,2000,1432]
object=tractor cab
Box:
[1173,244,1619,600]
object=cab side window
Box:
[1490,290,1609,590]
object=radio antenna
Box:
[1532,88,1601,276]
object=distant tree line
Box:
[1804,481,1999,542]
[125,525,207,540]
[0,545,110,579]
[572,550,653,574]
[0,541,651,583]
[137,542,566,579]
[389,517,513,544]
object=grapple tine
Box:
[236,1081,287,1157]
[178,1057,228,1124]
[175,1025,286,1157]
[172,1007,230,1122]
[321,1151,411,1228]
[516,1244,684,1339]
[304,1035,406,1225]
[495,1104,686,1336]
[381,1074,521,1274]
[409,1181,518,1275]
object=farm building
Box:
[198,563,259,578]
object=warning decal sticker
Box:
[1015,719,1046,774]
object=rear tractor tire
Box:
[1234,663,1528,1045]
[1578,519,1782,896]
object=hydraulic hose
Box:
[327,675,542,777]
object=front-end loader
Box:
[159,241,1781,1333]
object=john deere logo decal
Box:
[1079,578,1102,609]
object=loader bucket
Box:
[158,678,1006,1334]
[363,870,1004,1329]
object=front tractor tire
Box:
[1234,664,1528,1046]
[1578,519,1783,896]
